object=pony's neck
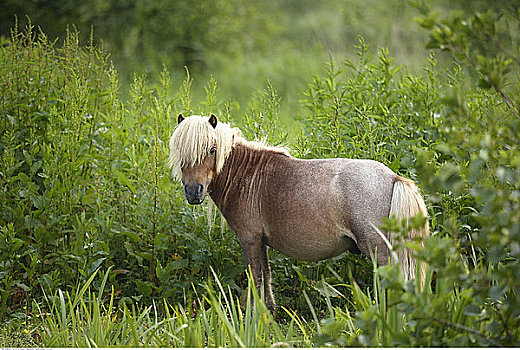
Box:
[208,143,284,218]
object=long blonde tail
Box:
[389,176,429,286]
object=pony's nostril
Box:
[184,184,204,201]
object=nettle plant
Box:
[296,39,441,170]
[1,23,119,317]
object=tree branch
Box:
[455,46,520,123]
[425,316,503,347]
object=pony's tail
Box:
[389,176,429,287]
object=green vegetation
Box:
[1,0,519,346]
[0,0,435,125]
[36,267,309,347]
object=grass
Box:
[33,266,315,347]
[26,249,485,347]
[0,326,39,348]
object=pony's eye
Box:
[210,147,216,155]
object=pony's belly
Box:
[266,227,357,262]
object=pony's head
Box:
[168,114,240,204]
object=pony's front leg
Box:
[260,244,276,311]
[239,236,272,310]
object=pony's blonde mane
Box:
[168,115,289,180]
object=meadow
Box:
[1,0,519,347]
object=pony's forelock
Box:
[168,115,240,180]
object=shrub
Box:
[0,21,245,319]
[302,4,520,346]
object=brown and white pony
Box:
[168,114,429,311]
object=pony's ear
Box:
[177,114,184,124]
[209,114,218,128]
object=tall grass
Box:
[36,267,313,347]
[29,248,518,347]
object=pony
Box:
[168,114,429,311]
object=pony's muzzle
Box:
[184,183,205,205]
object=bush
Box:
[0,21,246,319]
[1,5,520,345]
[302,4,520,346]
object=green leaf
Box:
[116,171,136,194]
[489,284,507,301]
[168,259,188,270]
[463,304,481,316]
[488,246,505,264]
[88,257,106,275]
[484,320,500,334]
[121,231,142,243]
[29,194,43,210]
[135,280,153,297]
